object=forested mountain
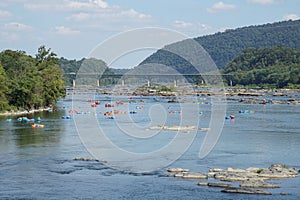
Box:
[140,20,300,70]
[0,46,66,112]
[59,58,122,86]
[224,46,300,88]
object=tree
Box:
[0,63,10,111]
[0,46,66,112]
[36,46,66,106]
[36,45,58,65]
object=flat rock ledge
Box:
[149,125,196,131]
[167,168,189,173]
[167,164,298,195]
[73,157,107,163]
[221,187,271,195]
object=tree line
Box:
[59,57,128,86]
[223,46,300,88]
[0,46,66,112]
[141,20,300,70]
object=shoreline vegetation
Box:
[0,46,66,113]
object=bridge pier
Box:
[173,79,177,87]
[72,79,76,88]
[121,79,125,87]
[147,80,151,87]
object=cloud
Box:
[120,9,151,19]
[3,22,32,31]
[0,9,11,18]
[0,2,8,7]
[25,0,152,30]
[65,5,152,32]
[67,12,91,21]
[283,14,300,21]
[173,20,193,28]
[67,8,151,21]
[24,0,108,11]
[207,1,236,13]
[55,26,80,35]
[68,0,108,9]
[248,0,275,5]
[171,20,214,37]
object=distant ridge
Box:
[140,20,300,71]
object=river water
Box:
[0,93,300,199]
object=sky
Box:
[0,0,299,68]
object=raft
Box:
[105,103,114,108]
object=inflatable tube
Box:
[61,115,72,119]
[32,123,44,128]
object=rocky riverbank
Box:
[95,87,300,104]
[167,164,299,195]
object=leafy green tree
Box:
[0,63,10,111]
[0,46,66,112]
[36,46,66,106]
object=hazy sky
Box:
[0,0,299,67]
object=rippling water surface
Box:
[0,94,299,199]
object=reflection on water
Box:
[0,109,65,150]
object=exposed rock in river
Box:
[181,172,208,179]
[167,168,189,173]
[240,179,279,188]
[167,164,298,195]
[149,125,196,131]
[221,187,272,195]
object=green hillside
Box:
[140,20,300,70]
[59,58,123,86]
[224,46,300,88]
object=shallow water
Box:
[0,94,300,199]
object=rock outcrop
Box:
[221,187,272,195]
[167,164,298,196]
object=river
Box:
[0,93,299,199]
